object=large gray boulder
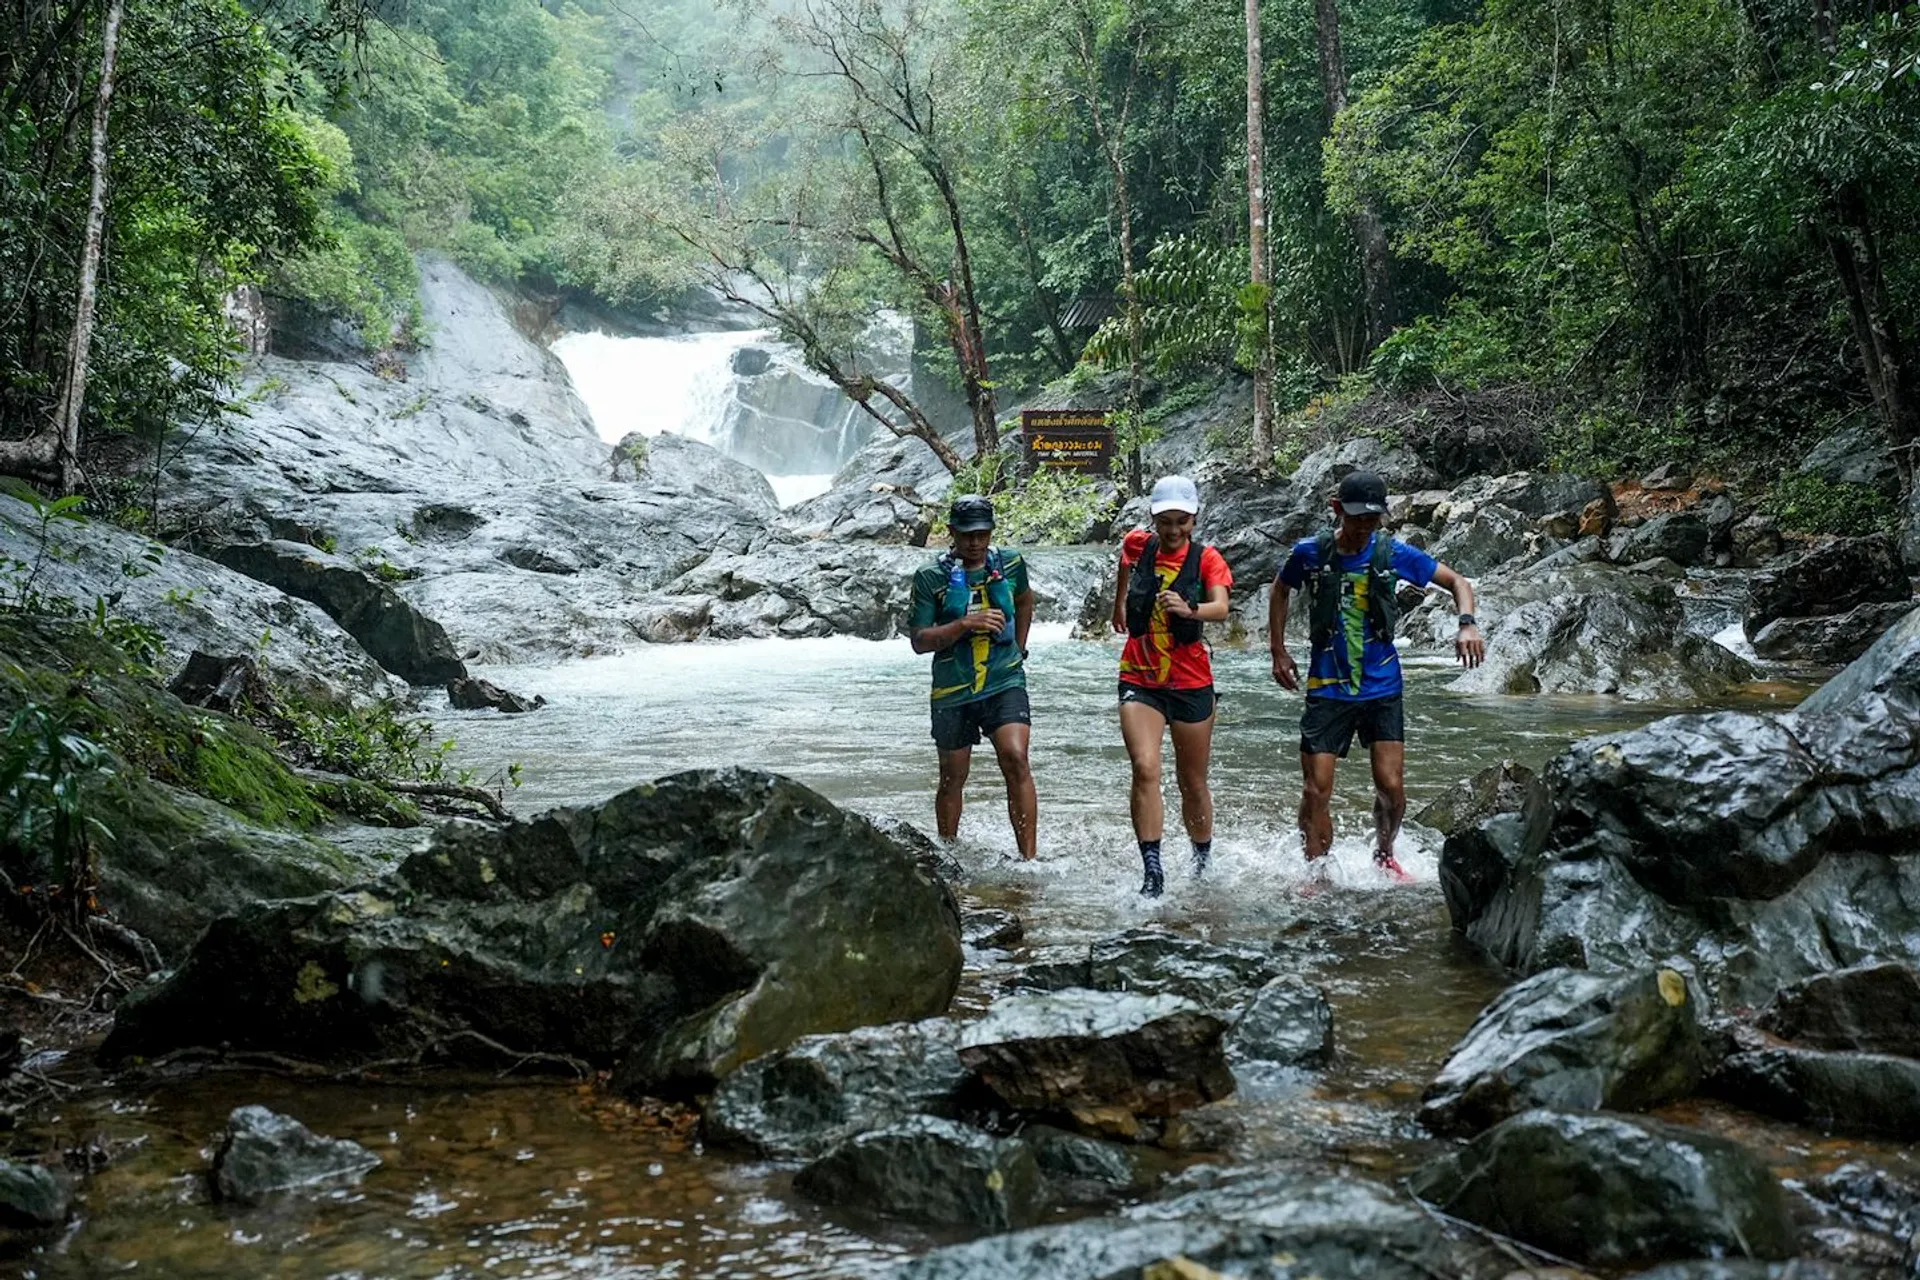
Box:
[1410,1109,1797,1267]
[955,990,1234,1142]
[1744,536,1911,640]
[211,1105,381,1204]
[891,1168,1499,1280]
[1751,601,1916,666]
[104,770,963,1095]
[1427,502,1546,575]
[1419,967,1708,1137]
[1082,929,1284,1008]
[634,432,779,516]
[1801,421,1902,501]
[0,1159,70,1228]
[209,540,465,685]
[793,1116,1046,1231]
[1225,975,1335,1068]
[703,1018,969,1159]
[1437,619,1920,1006]
[1614,512,1712,567]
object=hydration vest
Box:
[1125,535,1205,646]
[936,548,1018,646]
[1307,529,1398,653]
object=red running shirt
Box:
[1118,528,1233,690]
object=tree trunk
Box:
[1246,0,1274,462]
[1313,0,1396,354]
[52,0,124,495]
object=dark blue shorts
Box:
[1300,694,1404,757]
[931,686,1031,752]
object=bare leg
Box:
[990,721,1037,861]
[1168,712,1216,846]
[1119,701,1168,842]
[1369,740,1407,861]
[1299,751,1337,860]
[935,747,972,840]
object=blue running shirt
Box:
[1276,533,1438,701]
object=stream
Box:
[23,629,1912,1279]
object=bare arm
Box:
[911,612,1002,654]
[1161,583,1229,623]
[1269,580,1299,689]
[1110,557,1131,634]
[1430,563,1485,668]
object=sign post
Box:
[1021,409,1113,476]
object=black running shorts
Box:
[931,686,1032,752]
[1118,680,1218,724]
[1299,694,1404,758]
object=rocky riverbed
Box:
[5,255,1920,1276]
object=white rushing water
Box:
[552,328,856,507]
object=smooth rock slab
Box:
[1225,975,1334,1068]
[955,990,1233,1142]
[891,1169,1493,1280]
[0,1158,70,1228]
[211,1106,381,1205]
[1713,1048,1920,1138]
[1745,536,1911,640]
[1756,962,1920,1058]
[704,1018,969,1160]
[793,1116,1044,1231]
[1420,966,1707,1137]
[1751,601,1916,666]
[1410,1109,1797,1266]
[1083,929,1283,1009]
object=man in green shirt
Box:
[908,494,1038,860]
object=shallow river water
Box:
[21,630,1910,1279]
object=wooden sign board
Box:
[1021,409,1112,476]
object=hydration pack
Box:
[1307,529,1398,653]
[937,548,1018,646]
[1125,535,1205,646]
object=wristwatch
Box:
[1458,613,1478,628]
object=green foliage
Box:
[1763,474,1899,539]
[277,696,461,786]
[274,207,421,349]
[932,452,1111,545]
[1546,406,1699,481]
[1083,236,1263,374]
[1367,306,1525,392]
[0,703,114,903]
[351,546,416,583]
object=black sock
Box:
[1192,840,1212,871]
[1139,839,1162,864]
[1138,840,1164,895]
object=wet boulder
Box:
[1225,975,1335,1068]
[1751,601,1916,666]
[446,674,544,713]
[1744,536,1911,641]
[1417,759,1543,839]
[1409,1109,1797,1266]
[211,1106,381,1205]
[104,769,964,1096]
[961,909,1023,950]
[1293,435,1439,499]
[703,1018,969,1159]
[955,990,1234,1142]
[1802,421,1902,501]
[1797,602,1920,716]
[1711,1048,1920,1139]
[1733,514,1785,567]
[1443,570,1751,700]
[167,651,274,716]
[1419,967,1708,1137]
[1614,512,1712,567]
[635,432,779,518]
[210,540,467,685]
[892,1168,1495,1280]
[793,1116,1046,1231]
[0,1158,70,1228]
[779,483,932,545]
[1083,929,1284,1009]
[1021,1124,1165,1203]
[1756,962,1920,1057]
[1427,501,1543,575]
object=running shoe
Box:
[1140,847,1165,898]
[1374,852,1415,883]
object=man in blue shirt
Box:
[1269,470,1485,879]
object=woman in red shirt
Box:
[1109,475,1233,897]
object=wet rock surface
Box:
[703,1018,970,1159]
[1081,929,1285,1008]
[1744,536,1912,640]
[445,674,544,713]
[1224,975,1335,1068]
[892,1168,1499,1280]
[1751,601,1916,665]
[1410,1109,1797,1266]
[1420,967,1707,1137]
[211,1105,381,1205]
[1756,963,1920,1057]
[104,769,964,1095]
[1712,1047,1920,1138]
[0,1158,69,1228]
[955,990,1234,1142]
[793,1116,1045,1231]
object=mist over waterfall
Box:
[553,321,911,507]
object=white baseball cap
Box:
[1149,474,1200,515]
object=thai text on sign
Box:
[1021,409,1112,475]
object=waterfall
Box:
[551,327,898,506]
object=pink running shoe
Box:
[1374,853,1415,883]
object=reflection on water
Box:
[18,634,1848,1278]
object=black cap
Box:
[949,493,995,532]
[1336,470,1389,516]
